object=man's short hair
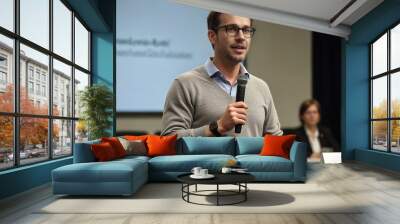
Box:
[207,11,253,31]
[207,11,222,31]
[207,11,253,49]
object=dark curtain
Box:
[312,32,342,145]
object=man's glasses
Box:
[214,24,256,38]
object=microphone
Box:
[235,74,248,133]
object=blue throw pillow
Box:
[179,137,236,155]
[235,137,264,155]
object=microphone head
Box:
[237,74,248,85]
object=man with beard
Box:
[161,11,282,138]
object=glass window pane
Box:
[392,72,400,118]
[392,120,400,153]
[75,120,88,143]
[74,69,89,118]
[372,33,387,76]
[372,121,388,151]
[53,119,72,157]
[372,76,387,119]
[74,17,89,70]
[391,24,400,70]
[53,0,72,60]
[0,116,14,170]
[0,34,14,112]
[53,59,72,117]
[20,117,49,165]
[20,44,49,115]
[20,0,49,49]
[0,0,14,31]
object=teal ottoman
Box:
[52,156,148,196]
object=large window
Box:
[0,0,14,32]
[370,22,400,153]
[0,0,91,171]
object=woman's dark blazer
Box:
[288,125,340,158]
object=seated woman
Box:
[292,99,339,161]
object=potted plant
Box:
[79,84,113,140]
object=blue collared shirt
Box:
[204,58,250,97]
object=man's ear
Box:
[208,30,217,47]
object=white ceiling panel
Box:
[172,0,384,38]
[226,0,352,21]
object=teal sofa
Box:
[52,137,307,196]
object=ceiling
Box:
[173,0,384,38]
[227,0,353,23]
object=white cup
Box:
[200,169,208,176]
[221,167,232,174]
[191,167,202,176]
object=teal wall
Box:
[92,32,115,135]
[0,0,116,200]
[92,33,113,87]
[0,158,72,199]
[66,0,111,32]
[355,148,400,172]
[342,0,400,171]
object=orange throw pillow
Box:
[259,135,296,159]
[91,142,117,161]
[101,137,127,158]
[146,135,177,157]
[124,135,149,141]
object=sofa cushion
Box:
[52,158,148,183]
[178,137,236,155]
[235,137,264,155]
[236,155,293,172]
[148,154,235,172]
[114,155,150,164]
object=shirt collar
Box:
[204,57,250,80]
[305,127,319,138]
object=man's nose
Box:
[236,29,246,40]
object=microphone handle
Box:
[234,123,243,133]
[235,84,246,133]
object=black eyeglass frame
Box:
[213,24,256,38]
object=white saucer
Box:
[190,174,215,179]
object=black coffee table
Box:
[177,172,255,206]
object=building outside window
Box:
[28,66,34,80]
[0,54,7,67]
[28,81,34,94]
[41,73,46,83]
[35,83,40,95]
[35,70,40,81]
[0,71,6,84]
[0,54,7,89]
[42,85,46,97]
